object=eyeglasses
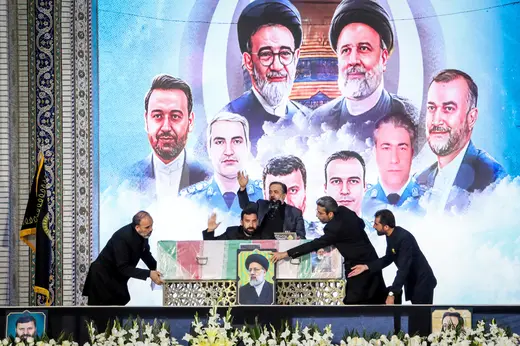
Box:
[252,48,295,67]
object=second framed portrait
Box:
[237,249,276,305]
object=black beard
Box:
[376,230,386,236]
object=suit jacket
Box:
[238,281,274,305]
[237,188,306,239]
[123,150,210,199]
[202,226,263,240]
[309,90,424,152]
[82,223,157,305]
[416,140,506,212]
[286,206,386,304]
[368,226,437,302]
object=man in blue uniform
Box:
[309,0,423,153]
[362,112,425,216]
[219,0,310,156]
[180,112,263,217]
[416,69,506,213]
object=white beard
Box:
[339,62,384,100]
[253,66,294,107]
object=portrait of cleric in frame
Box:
[308,0,423,152]
[431,308,472,333]
[219,0,311,156]
[5,310,46,340]
[237,250,276,305]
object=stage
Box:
[2,305,520,345]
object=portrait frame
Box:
[237,249,277,306]
[5,310,47,339]
[431,307,472,333]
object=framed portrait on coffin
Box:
[237,249,276,305]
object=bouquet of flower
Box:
[182,305,239,346]
[84,317,180,346]
[427,319,520,346]
[0,334,78,346]
[238,320,335,346]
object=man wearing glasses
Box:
[220,0,311,155]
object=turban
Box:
[329,0,394,54]
[245,253,269,271]
[237,0,302,53]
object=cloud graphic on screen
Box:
[395,176,520,304]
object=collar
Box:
[152,150,185,174]
[437,141,470,176]
[345,80,384,116]
[251,87,288,118]
[380,176,412,197]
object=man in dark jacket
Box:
[202,203,263,240]
[271,196,386,304]
[349,209,437,304]
[237,171,305,239]
[82,211,163,305]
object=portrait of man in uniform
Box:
[180,112,263,217]
[237,251,276,305]
[362,112,424,216]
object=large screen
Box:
[97,0,520,305]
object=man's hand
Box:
[150,270,164,285]
[386,295,395,305]
[237,171,249,191]
[348,264,368,278]
[207,212,221,232]
[270,251,288,263]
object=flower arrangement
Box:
[0,334,78,346]
[182,305,239,346]
[84,317,180,346]
[238,320,335,346]
[2,310,519,346]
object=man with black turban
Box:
[238,253,275,304]
[218,0,311,156]
[309,0,423,153]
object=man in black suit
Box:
[271,196,386,304]
[238,253,274,305]
[82,211,164,305]
[237,171,305,239]
[349,209,437,304]
[122,74,210,201]
[202,203,263,240]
